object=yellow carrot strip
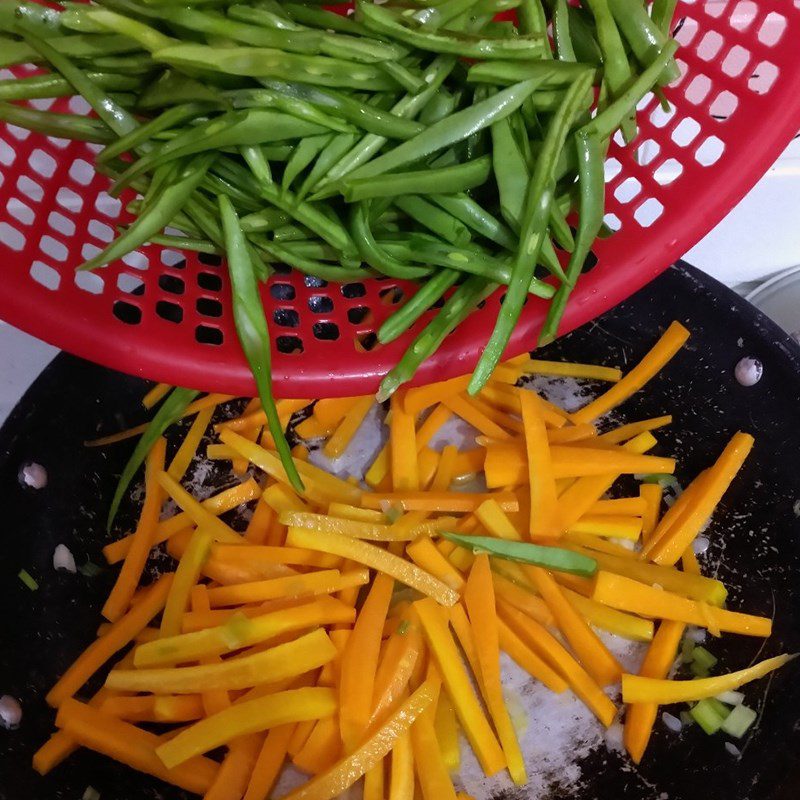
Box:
[220,429,362,505]
[491,570,553,627]
[562,588,654,642]
[244,724,294,800]
[523,359,622,382]
[156,687,336,768]
[364,761,386,800]
[589,497,648,516]
[167,404,215,481]
[389,732,415,800]
[414,598,505,776]
[568,514,643,541]
[415,403,452,452]
[597,415,673,444]
[324,395,374,459]
[46,573,173,707]
[293,716,342,775]
[624,620,685,764]
[283,682,436,800]
[55,699,219,793]
[361,490,518,514]
[102,480,261,564]
[205,734,262,800]
[390,394,420,491]
[210,542,338,570]
[644,432,754,565]
[189,585,231,717]
[206,569,368,607]
[286,526,459,606]
[563,530,637,557]
[571,322,690,424]
[549,431,656,535]
[411,697,458,800]
[468,394,524,434]
[108,629,336,694]
[403,375,470,417]
[134,596,354,667]
[314,396,369,427]
[102,438,167,622]
[100,694,205,723]
[370,630,423,729]
[296,415,335,440]
[206,443,240,460]
[495,618,568,693]
[442,393,511,441]
[262,481,310,514]
[279,510,427,542]
[591,572,771,636]
[160,527,214,638]
[288,719,318,757]
[364,442,390,489]
[406,536,465,592]
[497,600,616,726]
[482,383,567,428]
[339,574,394,750]
[217,398,309,433]
[682,544,701,574]
[622,654,796,705]
[328,502,384,523]
[142,381,171,409]
[546,423,598,444]
[527,566,622,686]
[433,690,460,772]
[465,556,526,785]
[474,499,522,543]
[447,604,484,695]
[451,448,485,479]
[639,484,662,545]
[519,390,557,537]
[417,446,440,489]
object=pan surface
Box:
[1,262,799,800]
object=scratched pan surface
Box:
[1,262,799,800]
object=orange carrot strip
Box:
[447,604,484,695]
[682,544,701,574]
[433,690,460,772]
[495,618,567,693]
[523,359,622,382]
[597,415,673,444]
[46,574,173,707]
[293,716,342,775]
[296,415,335,440]
[142,381,171,409]
[288,719,318,757]
[190,585,231,717]
[411,696,458,800]
[415,404,452,452]
[519,390,556,537]
[591,572,771,636]
[442,393,511,441]
[364,442,390,489]
[403,375,470,417]
[339,574,394,750]
[406,536,465,592]
[100,694,205,723]
[643,432,754,565]
[639,484,662,545]
[262,481,310,515]
[389,732,414,800]
[465,556,526,785]
[55,699,218,793]
[588,497,648,516]
[361,490,518,514]
[370,630,423,730]
[211,542,338,569]
[283,682,436,800]
[217,398,309,433]
[414,598,505,776]
[563,530,637,557]
[624,620,685,764]
[167,404,215,481]
[568,514,643,541]
[314,396,369,427]
[481,383,567,428]
[244,724,295,800]
[205,734,262,800]
[102,438,166,622]
[546,423,598,444]
[364,761,386,800]
[389,394,419,491]
[324,396,374,459]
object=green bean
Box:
[85,8,175,52]
[153,43,401,91]
[548,201,575,254]
[203,172,263,213]
[0,101,114,143]
[282,134,332,191]
[651,0,678,35]
[357,1,546,60]
[239,208,292,233]
[0,70,143,101]
[540,131,605,344]
[284,3,376,38]
[566,5,603,66]
[297,133,357,200]
[377,276,495,401]
[350,202,432,280]
[404,0,481,30]
[553,0,577,61]
[419,86,460,126]
[470,70,593,394]
[467,60,594,87]
[218,195,304,494]
[491,115,529,228]
[107,387,199,530]
[343,156,492,202]
[344,78,541,182]
[395,196,471,247]
[378,269,459,344]
[441,532,598,576]
[251,235,368,281]
[228,4,305,32]
[254,80,424,140]
[134,230,220,254]
[90,53,157,73]
[378,60,426,94]
[429,194,517,251]
[517,0,549,38]
[0,1,61,36]
[137,70,224,109]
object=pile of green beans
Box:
[1,0,678,485]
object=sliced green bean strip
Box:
[429,194,517,251]
[419,86,460,127]
[107,386,199,530]
[271,224,311,243]
[227,88,355,134]
[137,70,224,110]
[153,44,400,91]
[0,101,114,143]
[240,208,292,234]
[540,131,605,345]
[549,201,575,254]
[395,196,471,247]
[405,0,481,30]
[297,133,357,200]
[377,276,495,401]
[255,80,424,140]
[282,134,333,192]
[343,156,491,202]
[218,195,303,494]
[491,115,529,228]
[85,8,175,51]
[470,71,594,394]
[441,532,598,577]
[228,4,305,32]
[553,0,577,62]
[344,78,541,182]
[0,0,61,36]
[134,231,220,254]
[379,60,425,94]
[283,3,374,37]
[0,70,142,101]
[251,235,368,282]
[566,5,603,66]
[652,0,679,35]
[356,1,545,60]
[467,60,594,87]
[517,0,549,38]
[378,269,459,344]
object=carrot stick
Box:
[447,604,484,696]
[390,394,420,491]
[546,423,598,444]
[495,617,568,693]
[434,690,460,772]
[46,573,173,707]
[100,694,205,723]
[411,697,458,800]
[414,598,505,776]
[283,682,436,800]
[339,574,394,751]
[464,555,526,785]
[523,359,622,382]
[415,404,452,452]
[217,398,309,433]
[389,732,414,800]
[623,620,685,764]
[244,494,276,544]
[639,484,662,545]
[442,394,512,441]
[520,390,556,538]
[361,490,518,514]
[364,761,386,800]
[491,571,552,626]
[167,404,215,481]
[55,699,219,793]
[160,527,213,638]
[142,381,171,409]
[280,510,451,542]
[296,414,335,440]
[406,536,465,592]
[205,734,263,800]
[370,630,422,730]
[293,716,342,775]
[324,396,374,459]
[597,415,673,444]
[314,396,368,427]
[571,322,690,424]
[102,438,166,622]
[403,375,470,417]
[590,497,648,516]
[244,724,295,800]
[568,514,643,541]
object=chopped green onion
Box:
[720,703,757,738]
[690,698,729,735]
[679,710,695,727]
[690,646,718,678]
[440,531,598,577]
[79,560,104,578]
[18,569,39,591]
[637,472,679,487]
[715,690,745,706]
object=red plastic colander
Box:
[1,1,799,398]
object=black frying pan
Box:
[1,262,799,800]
